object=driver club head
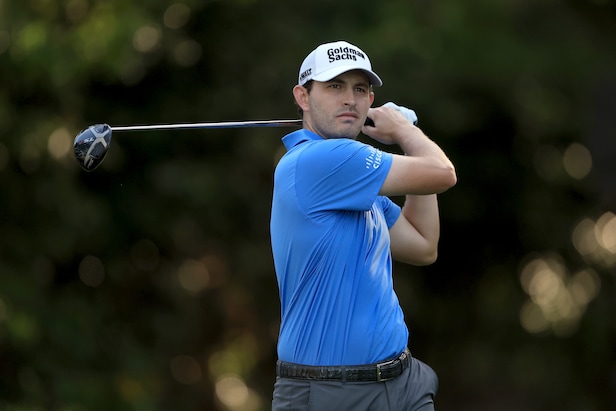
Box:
[73,124,112,172]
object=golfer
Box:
[270,40,457,410]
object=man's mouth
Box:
[337,112,359,121]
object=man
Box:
[270,40,457,411]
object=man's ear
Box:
[293,85,310,112]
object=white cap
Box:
[298,41,383,87]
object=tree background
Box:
[1,0,615,410]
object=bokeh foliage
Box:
[1,0,615,410]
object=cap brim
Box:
[311,66,383,87]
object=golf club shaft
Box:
[111,119,303,132]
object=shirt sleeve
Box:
[295,139,393,213]
[377,196,402,229]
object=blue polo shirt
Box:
[270,129,408,366]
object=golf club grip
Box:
[363,117,418,127]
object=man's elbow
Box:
[447,165,457,187]
[396,248,438,266]
[435,165,457,194]
[414,249,438,266]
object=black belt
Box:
[276,348,411,382]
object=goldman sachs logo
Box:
[327,46,366,63]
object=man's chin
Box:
[331,124,362,139]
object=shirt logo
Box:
[365,147,383,169]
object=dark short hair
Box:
[295,80,314,116]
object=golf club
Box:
[73,119,303,172]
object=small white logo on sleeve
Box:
[365,147,383,169]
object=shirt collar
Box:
[282,129,323,150]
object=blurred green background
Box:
[1,0,615,410]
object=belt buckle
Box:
[376,358,396,382]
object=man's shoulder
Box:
[300,137,365,154]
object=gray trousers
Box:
[271,357,438,411]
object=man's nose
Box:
[342,89,356,106]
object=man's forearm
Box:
[395,127,455,173]
[401,193,441,247]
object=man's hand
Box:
[362,103,419,145]
[383,102,418,125]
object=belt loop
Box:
[341,366,347,384]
